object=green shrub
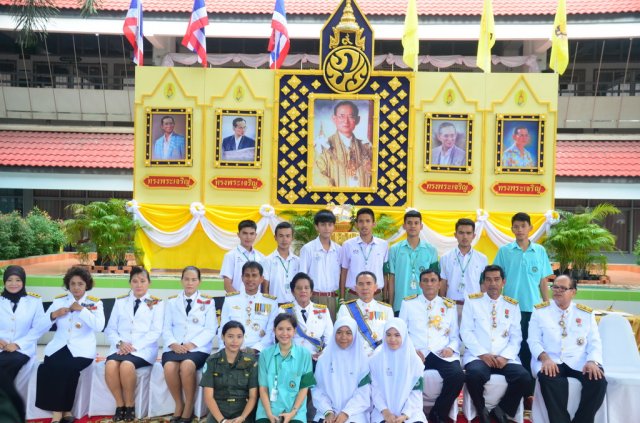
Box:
[634,236,640,265]
[0,211,34,259]
[25,207,66,256]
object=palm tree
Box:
[544,203,619,279]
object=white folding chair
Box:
[14,356,37,408]
[87,360,152,419]
[599,313,640,423]
[532,374,607,423]
[462,374,524,423]
[422,369,458,421]
[147,362,207,418]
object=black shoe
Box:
[123,406,135,422]
[169,416,182,423]
[113,406,126,422]
[179,416,195,423]
[478,407,491,423]
[60,417,75,423]
[427,411,444,423]
[490,405,509,423]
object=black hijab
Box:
[1,265,27,306]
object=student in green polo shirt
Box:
[257,314,315,423]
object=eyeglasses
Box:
[551,285,573,292]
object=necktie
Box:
[133,298,141,315]
[12,302,17,313]
[301,309,308,323]
[186,299,192,315]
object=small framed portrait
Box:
[307,95,379,192]
[215,110,263,168]
[145,108,192,166]
[496,115,545,174]
[425,113,473,172]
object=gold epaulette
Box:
[55,293,67,299]
[503,296,519,305]
[201,294,213,299]
[534,301,550,309]
[116,294,129,299]
[313,303,327,309]
[344,299,357,304]
[87,295,100,302]
[443,297,455,308]
[263,293,277,300]
[243,356,252,362]
[226,291,240,297]
[378,301,392,308]
[27,292,41,298]
[576,303,593,313]
[468,292,484,299]
[280,302,294,309]
[404,294,418,301]
[150,295,162,301]
[167,295,178,299]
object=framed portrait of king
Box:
[214,109,263,168]
[145,108,192,167]
[424,113,473,173]
[496,114,545,174]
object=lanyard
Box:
[238,247,253,262]
[359,242,374,266]
[276,255,290,278]
[455,249,472,278]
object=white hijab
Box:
[369,317,424,415]
[314,316,370,411]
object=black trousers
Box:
[519,311,535,397]
[424,353,464,420]
[35,346,93,412]
[0,350,30,381]
[464,360,531,417]
[537,363,607,423]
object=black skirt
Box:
[106,353,151,369]
[35,346,93,412]
[0,350,30,381]
[161,350,209,369]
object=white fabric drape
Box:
[127,200,556,252]
[161,53,540,72]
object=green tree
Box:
[25,206,65,256]
[64,199,141,266]
[544,203,619,278]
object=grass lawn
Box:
[28,275,225,291]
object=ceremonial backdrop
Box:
[132,0,558,270]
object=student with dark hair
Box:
[0,265,48,381]
[219,262,279,354]
[264,221,300,304]
[104,266,165,422]
[201,321,259,423]
[221,220,265,293]
[36,266,105,423]
[257,313,316,423]
[163,266,218,422]
[299,210,342,319]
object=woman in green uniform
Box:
[200,321,258,423]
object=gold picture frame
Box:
[214,109,263,168]
[496,114,545,174]
[424,113,473,173]
[145,108,192,167]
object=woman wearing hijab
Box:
[370,318,426,423]
[312,316,371,423]
[35,266,105,423]
[0,265,48,381]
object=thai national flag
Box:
[123,0,144,65]
[268,0,290,69]
[182,0,209,67]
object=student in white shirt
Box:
[220,220,265,293]
[264,222,300,304]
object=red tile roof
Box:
[0,0,637,16]
[556,140,640,177]
[0,131,133,169]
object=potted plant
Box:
[544,203,619,282]
[64,199,142,270]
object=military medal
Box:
[410,279,417,290]
[259,330,265,337]
[192,317,199,324]
[559,312,568,337]
[577,337,585,346]
[253,323,260,332]
[502,330,509,338]
[246,319,251,326]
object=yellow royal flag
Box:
[550,0,569,75]
[402,0,419,71]
[476,0,495,73]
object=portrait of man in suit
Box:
[151,115,186,161]
[221,116,257,162]
[430,121,466,167]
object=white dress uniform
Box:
[528,300,603,375]
[337,299,393,356]
[104,293,165,364]
[439,248,488,302]
[460,292,522,366]
[400,294,460,361]
[163,291,217,354]
[0,292,48,359]
[340,236,389,291]
[218,291,278,352]
[220,247,266,293]
[263,251,300,303]
[44,292,106,358]
[278,301,334,354]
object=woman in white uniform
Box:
[0,265,47,381]
[163,266,218,423]
[35,266,105,423]
[312,316,371,423]
[370,318,426,423]
[104,266,164,422]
